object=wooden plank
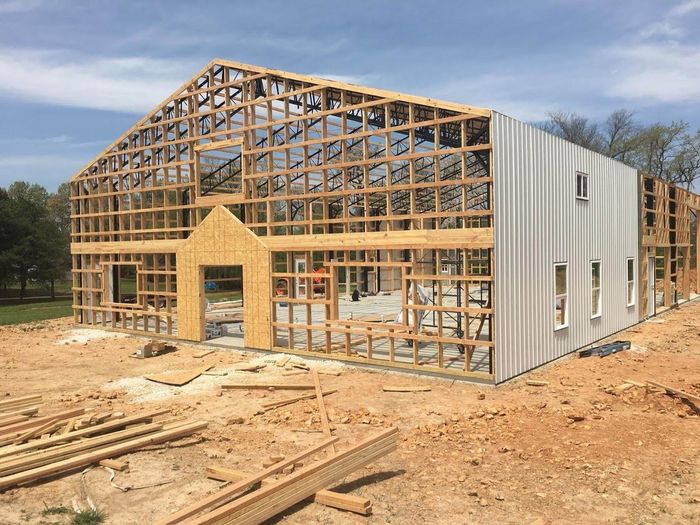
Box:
[155,436,338,525]
[230,363,266,372]
[382,386,431,392]
[0,420,207,490]
[145,367,210,386]
[261,389,337,410]
[0,410,169,459]
[0,423,165,476]
[193,350,215,359]
[221,384,315,391]
[0,409,85,439]
[525,380,549,387]
[188,427,398,525]
[12,419,59,445]
[0,414,30,428]
[99,459,129,471]
[312,370,335,453]
[205,466,371,515]
[647,380,700,405]
[0,395,42,411]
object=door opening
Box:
[202,265,244,346]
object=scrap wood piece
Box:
[0,395,42,412]
[145,367,212,387]
[0,410,170,460]
[225,380,319,391]
[0,423,166,477]
[0,406,40,419]
[187,427,398,525]
[281,370,307,377]
[230,363,266,372]
[312,370,336,453]
[156,436,339,525]
[276,356,291,367]
[0,420,207,491]
[0,415,30,429]
[193,350,215,359]
[261,389,337,411]
[206,466,371,515]
[646,380,700,406]
[382,385,431,392]
[99,458,129,471]
[526,380,549,387]
[624,379,647,388]
[0,408,85,439]
[12,418,59,445]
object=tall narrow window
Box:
[591,260,601,318]
[554,262,569,330]
[626,257,635,306]
[576,171,589,200]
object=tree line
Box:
[538,109,700,190]
[0,182,71,299]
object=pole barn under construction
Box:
[69,59,700,384]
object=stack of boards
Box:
[0,394,206,490]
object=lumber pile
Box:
[159,371,394,524]
[159,428,397,524]
[0,402,207,490]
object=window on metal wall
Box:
[554,262,569,330]
[576,171,589,200]
[591,260,602,318]
[626,258,635,306]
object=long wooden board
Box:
[156,436,338,525]
[0,420,207,490]
[206,466,371,515]
[189,427,398,525]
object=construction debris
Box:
[206,466,372,515]
[221,383,315,391]
[578,340,631,358]
[0,403,206,490]
[261,390,338,412]
[145,367,212,387]
[646,380,700,406]
[382,386,432,392]
[526,380,549,387]
[230,363,266,373]
[159,428,397,524]
[131,340,169,359]
[193,350,215,359]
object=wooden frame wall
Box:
[69,59,495,380]
[639,173,700,316]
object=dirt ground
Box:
[0,301,699,525]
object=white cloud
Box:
[0,49,195,114]
[669,0,700,17]
[604,42,700,103]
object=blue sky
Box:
[1,0,699,191]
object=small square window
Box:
[576,171,589,200]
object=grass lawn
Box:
[0,300,73,325]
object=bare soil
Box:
[0,301,699,524]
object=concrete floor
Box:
[207,290,493,373]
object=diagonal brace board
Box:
[190,427,398,525]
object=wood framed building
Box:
[69,59,700,384]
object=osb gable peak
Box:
[181,205,267,250]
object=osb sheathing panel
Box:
[176,206,272,348]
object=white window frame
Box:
[554,262,569,331]
[591,259,602,319]
[626,257,635,307]
[576,171,589,201]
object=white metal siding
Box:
[492,112,639,383]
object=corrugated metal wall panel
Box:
[492,112,639,383]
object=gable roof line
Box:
[70,58,220,182]
[213,58,491,118]
[70,58,491,182]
